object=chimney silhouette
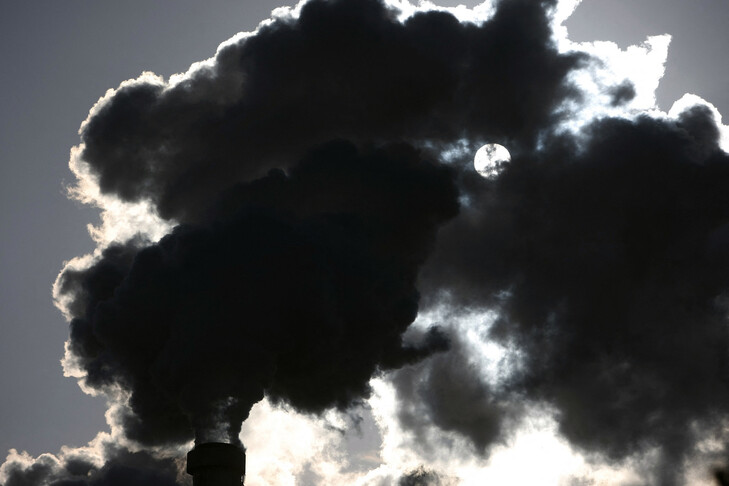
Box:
[187,442,246,486]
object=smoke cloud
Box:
[75,0,581,223]
[4,0,729,484]
[58,140,456,445]
[415,105,729,484]
[57,0,582,448]
[0,437,182,486]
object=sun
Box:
[474,143,511,179]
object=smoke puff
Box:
[76,0,582,222]
[0,446,182,486]
[392,330,511,456]
[608,80,637,107]
[418,105,729,479]
[58,140,457,445]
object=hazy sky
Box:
[1,0,728,485]
[0,0,284,457]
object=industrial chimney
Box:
[187,442,246,486]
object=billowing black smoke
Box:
[55,0,581,447]
[58,141,456,444]
[412,105,729,483]
[5,0,729,484]
[77,0,581,223]
[0,443,181,486]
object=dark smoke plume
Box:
[415,105,729,482]
[58,141,457,445]
[77,0,581,223]
[4,0,729,484]
[56,0,582,447]
[0,443,183,486]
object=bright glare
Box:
[474,143,511,179]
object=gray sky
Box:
[0,0,727,464]
[0,0,283,457]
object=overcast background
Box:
[1,0,727,460]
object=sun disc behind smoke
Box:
[474,143,511,179]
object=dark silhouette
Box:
[187,443,245,486]
[0,443,181,486]
[4,0,729,484]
